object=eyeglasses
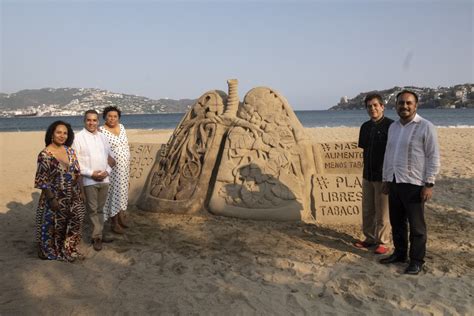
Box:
[397,100,415,105]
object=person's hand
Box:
[421,187,433,202]
[49,198,59,211]
[108,156,116,168]
[381,182,390,195]
[91,170,105,181]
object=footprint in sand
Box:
[11,239,30,252]
[342,293,363,308]
[171,262,188,275]
[114,247,132,254]
[285,293,306,314]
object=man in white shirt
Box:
[380,90,440,275]
[73,110,115,251]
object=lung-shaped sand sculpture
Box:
[138,88,230,214]
[208,86,315,220]
[139,80,315,221]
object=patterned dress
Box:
[100,124,130,219]
[34,147,86,261]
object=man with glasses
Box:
[379,90,440,275]
[354,93,393,255]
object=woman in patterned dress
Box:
[35,121,86,262]
[100,106,130,234]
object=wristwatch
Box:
[424,183,434,188]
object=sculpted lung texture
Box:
[139,80,315,221]
[138,88,228,214]
[208,87,315,221]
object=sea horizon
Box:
[0,108,473,132]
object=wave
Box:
[437,125,474,128]
[305,125,474,129]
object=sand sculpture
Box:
[138,88,228,214]
[139,79,315,221]
[138,79,363,223]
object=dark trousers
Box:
[388,182,427,264]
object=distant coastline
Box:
[4,107,472,119]
[1,109,473,132]
[330,83,473,110]
[1,84,473,118]
[0,87,195,118]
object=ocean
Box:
[0,108,473,132]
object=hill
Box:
[0,88,196,117]
[330,84,474,110]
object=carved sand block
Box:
[138,89,228,214]
[312,142,363,174]
[128,143,163,206]
[312,174,362,224]
[312,142,363,224]
[208,87,316,221]
[135,79,361,225]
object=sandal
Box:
[37,248,47,260]
[37,243,47,260]
[118,212,129,228]
[67,252,85,262]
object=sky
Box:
[1,0,473,110]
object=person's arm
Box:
[421,123,440,201]
[44,188,60,211]
[101,133,115,172]
[358,123,366,149]
[72,137,94,177]
[71,148,87,200]
[34,151,59,211]
[78,175,86,201]
[423,123,440,185]
[107,155,115,170]
[381,125,394,195]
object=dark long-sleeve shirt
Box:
[358,116,394,181]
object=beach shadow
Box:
[1,192,40,259]
[212,163,364,258]
[423,176,473,275]
[121,199,472,315]
[0,193,168,314]
[431,177,473,214]
[1,185,471,315]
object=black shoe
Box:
[379,254,407,264]
[404,263,423,275]
[92,238,102,251]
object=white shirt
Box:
[73,128,114,187]
[382,114,440,186]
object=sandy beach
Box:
[0,127,472,315]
